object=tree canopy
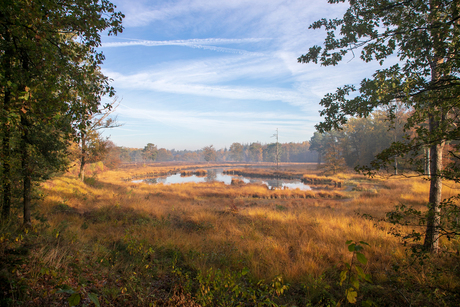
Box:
[0,0,124,224]
[299,0,460,251]
[142,143,159,162]
[202,145,217,162]
[229,142,244,162]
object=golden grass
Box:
[4,163,459,306]
[36,165,411,282]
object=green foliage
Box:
[383,198,460,254]
[299,0,460,252]
[0,0,124,222]
[83,175,98,186]
[339,240,372,305]
[192,267,289,306]
[302,274,337,306]
[57,288,100,307]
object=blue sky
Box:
[98,0,383,150]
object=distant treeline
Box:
[307,108,450,174]
[113,142,318,163]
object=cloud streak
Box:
[112,105,314,141]
[103,38,269,55]
[103,38,270,47]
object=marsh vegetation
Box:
[1,162,459,306]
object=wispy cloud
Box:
[103,38,270,55]
[107,69,310,109]
[103,38,270,47]
[117,103,317,122]
[113,105,315,136]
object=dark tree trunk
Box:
[2,127,11,220]
[1,35,13,221]
[79,136,86,182]
[425,147,431,176]
[20,51,32,226]
[21,130,31,225]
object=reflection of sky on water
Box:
[134,169,311,190]
[158,173,206,184]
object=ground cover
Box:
[1,163,459,306]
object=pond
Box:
[133,169,311,190]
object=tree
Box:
[323,142,347,175]
[281,143,291,162]
[299,0,460,252]
[202,145,217,162]
[142,143,158,162]
[249,142,263,162]
[264,143,280,164]
[113,146,132,163]
[102,141,123,169]
[216,148,229,162]
[0,0,124,224]
[309,132,326,165]
[229,142,244,162]
[310,130,348,173]
[157,148,174,161]
[78,99,122,182]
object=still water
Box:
[133,169,311,191]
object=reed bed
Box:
[180,169,208,177]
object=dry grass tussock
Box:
[1,163,459,306]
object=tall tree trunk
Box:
[423,4,445,251]
[20,51,32,226]
[79,136,86,182]
[423,137,444,252]
[2,127,11,220]
[21,125,31,225]
[1,35,13,221]
[425,147,431,176]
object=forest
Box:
[1,0,460,306]
[114,142,316,164]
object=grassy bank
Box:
[1,163,459,306]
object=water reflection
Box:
[206,169,217,182]
[133,169,311,190]
[144,178,158,184]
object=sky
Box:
[98,0,384,150]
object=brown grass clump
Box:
[224,168,305,180]
[301,174,343,187]
[180,169,207,177]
